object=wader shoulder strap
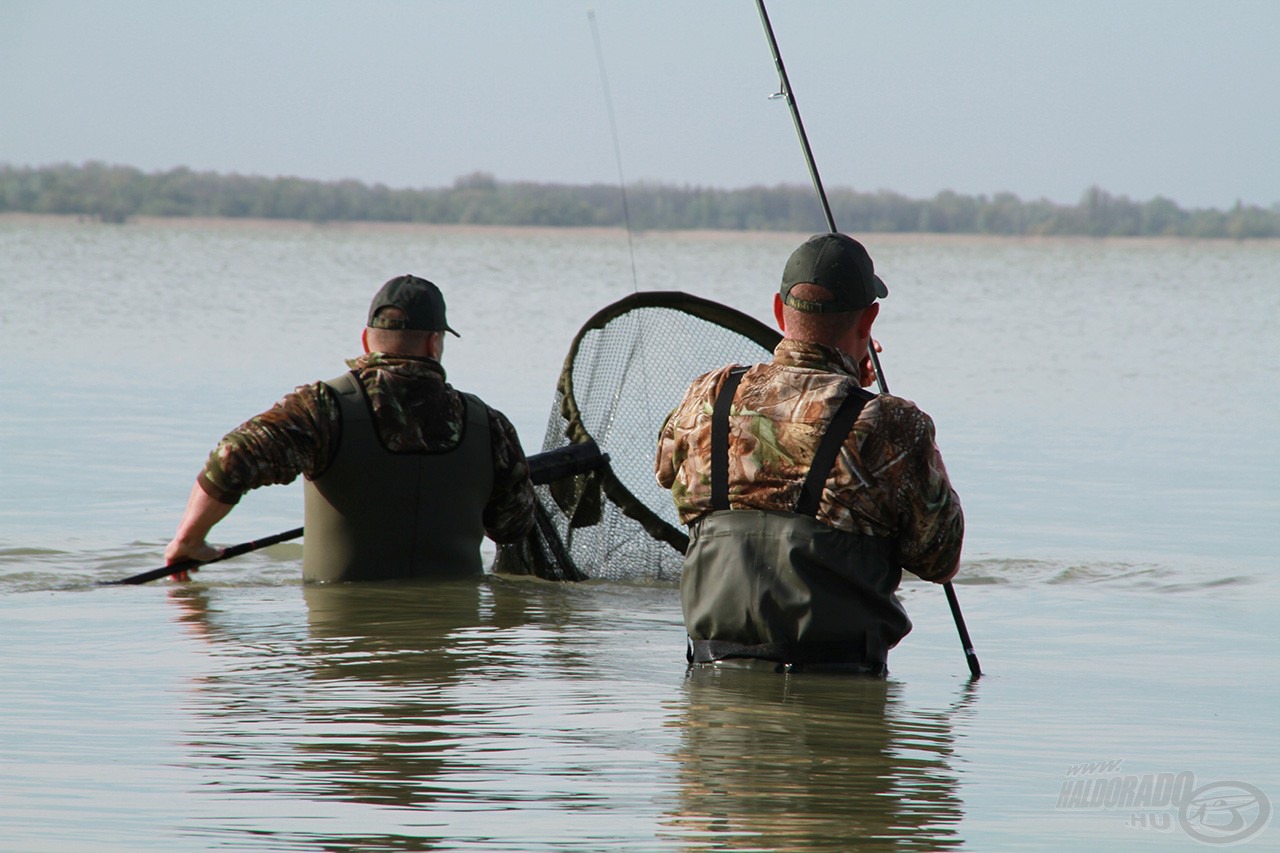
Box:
[794,386,875,517]
[324,370,362,401]
[710,367,748,511]
[459,392,491,433]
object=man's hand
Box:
[163,537,222,582]
[164,481,236,580]
[164,536,222,566]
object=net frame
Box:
[496,291,781,583]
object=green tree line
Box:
[3,161,1278,238]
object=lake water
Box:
[1,215,1277,850]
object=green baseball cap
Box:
[367,274,460,337]
[780,233,888,313]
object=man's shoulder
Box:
[860,393,939,443]
[736,359,859,405]
[316,370,359,394]
[462,392,516,430]
[449,391,523,440]
[868,392,932,419]
[687,362,755,394]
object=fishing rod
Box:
[754,0,981,678]
[754,0,887,395]
[102,441,610,586]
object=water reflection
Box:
[662,666,966,850]
[163,580,968,849]
[296,581,491,809]
[165,578,550,846]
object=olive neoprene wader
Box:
[302,371,492,583]
[681,367,910,671]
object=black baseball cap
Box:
[367,274,460,337]
[780,233,888,313]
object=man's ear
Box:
[773,293,786,332]
[858,302,880,337]
[361,328,371,353]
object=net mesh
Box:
[494,292,779,583]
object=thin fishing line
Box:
[588,9,639,293]
[587,9,662,430]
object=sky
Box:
[2,0,1278,211]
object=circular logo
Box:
[1179,781,1271,845]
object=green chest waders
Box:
[302,371,492,583]
[682,367,910,670]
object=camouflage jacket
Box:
[655,338,963,581]
[198,352,535,544]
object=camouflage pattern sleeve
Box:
[881,404,965,582]
[196,382,341,504]
[483,407,536,543]
[655,367,728,514]
[655,408,680,490]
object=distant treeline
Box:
[3,161,1278,238]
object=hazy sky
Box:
[3,0,1278,210]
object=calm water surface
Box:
[1,217,1277,850]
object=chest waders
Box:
[682,367,910,672]
[302,371,493,583]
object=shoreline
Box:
[3,211,1278,246]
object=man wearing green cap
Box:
[655,233,964,674]
[165,274,535,583]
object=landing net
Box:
[494,291,780,583]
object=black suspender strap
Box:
[794,386,875,517]
[710,367,748,512]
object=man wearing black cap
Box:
[656,234,964,673]
[165,274,535,582]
